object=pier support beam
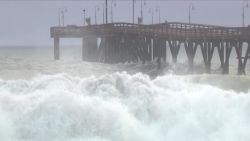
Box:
[168,40,181,63]
[153,38,158,60]
[54,37,60,60]
[162,40,167,62]
[105,37,111,63]
[235,41,250,75]
[120,36,127,62]
[137,36,147,64]
[235,41,245,75]
[142,37,147,64]
[98,37,105,62]
[82,38,86,61]
[82,37,98,62]
[201,41,215,73]
[147,38,153,61]
[123,36,131,63]
[217,41,225,69]
[184,41,198,72]
[158,39,167,68]
[222,42,233,74]
[129,37,137,62]
[243,43,250,73]
[157,38,165,69]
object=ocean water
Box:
[0,46,250,141]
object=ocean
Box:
[0,46,250,141]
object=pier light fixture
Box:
[242,0,249,27]
[188,3,195,24]
[95,5,100,24]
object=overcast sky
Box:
[0,0,248,46]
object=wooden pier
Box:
[50,22,250,74]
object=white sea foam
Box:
[0,47,249,141]
[0,72,250,141]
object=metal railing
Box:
[51,22,250,39]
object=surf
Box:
[0,73,250,141]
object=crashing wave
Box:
[0,73,250,141]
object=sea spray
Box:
[0,108,15,141]
[0,73,250,141]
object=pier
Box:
[50,22,250,74]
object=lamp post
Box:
[155,6,161,23]
[111,0,117,23]
[95,6,100,24]
[58,10,61,26]
[83,9,86,25]
[188,3,195,24]
[133,0,135,23]
[140,0,146,23]
[242,0,249,27]
[60,8,67,26]
[149,7,154,24]
[106,0,108,24]
[103,4,105,24]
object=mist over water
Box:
[0,46,250,141]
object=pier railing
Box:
[51,22,250,40]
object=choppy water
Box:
[0,46,250,141]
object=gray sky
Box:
[0,0,248,46]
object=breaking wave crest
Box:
[0,72,250,141]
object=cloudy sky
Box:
[0,0,248,46]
